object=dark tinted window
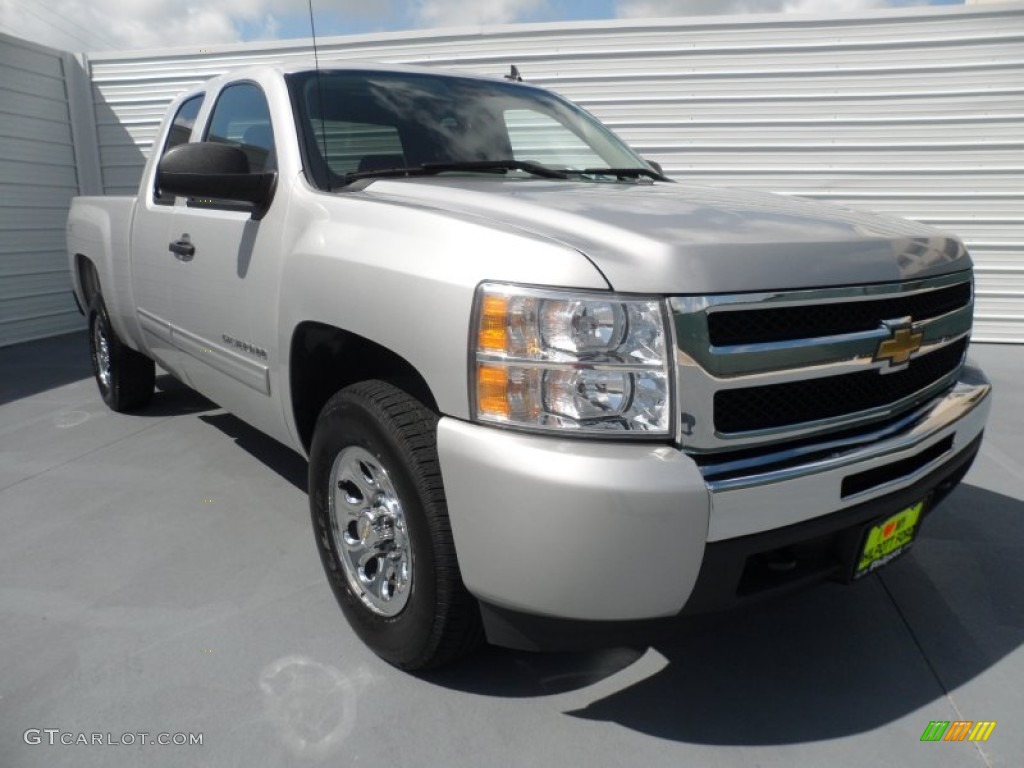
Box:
[289,70,644,189]
[205,83,276,173]
[155,94,203,204]
[166,95,203,150]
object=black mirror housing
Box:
[157,143,276,218]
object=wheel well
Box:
[75,254,101,307]
[290,322,439,453]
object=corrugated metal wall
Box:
[0,34,91,346]
[82,3,1024,342]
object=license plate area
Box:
[853,500,925,580]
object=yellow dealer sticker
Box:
[855,501,924,579]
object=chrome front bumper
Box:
[704,364,991,540]
[437,365,990,624]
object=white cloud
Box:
[255,13,281,41]
[0,0,387,52]
[618,0,887,18]
[0,0,939,53]
[413,0,548,27]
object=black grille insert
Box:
[708,281,971,347]
[714,338,967,434]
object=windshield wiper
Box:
[339,159,569,186]
[422,160,569,179]
[565,167,666,181]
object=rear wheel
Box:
[88,294,155,412]
[309,380,482,669]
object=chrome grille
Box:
[670,271,974,454]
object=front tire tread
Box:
[311,380,482,670]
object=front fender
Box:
[276,182,608,429]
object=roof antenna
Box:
[505,65,523,82]
[308,0,330,190]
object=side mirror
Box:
[645,159,664,176]
[157,143,276,219]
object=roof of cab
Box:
[209,60,527,86]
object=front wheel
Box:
[87,294,155,412]
[309,380,482,670]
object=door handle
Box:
[169,234,195,261]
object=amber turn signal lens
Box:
[477,294,509,354]
[476,364,510,418]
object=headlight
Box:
[471,283,673,436]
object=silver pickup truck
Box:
[67,63,991,669]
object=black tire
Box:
[309,380,482,670]
[87,293,155,412]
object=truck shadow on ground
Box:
[144,373,220,417]
[422,483,1024,745]
[196,410,308,492]
[1,331,92,406]
[0,332,216,420]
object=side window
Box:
[205,82,276,174]
[504,109,604,170]
[154,94,203,205]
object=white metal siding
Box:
[0,34,88,346]
[86,3,1024,342]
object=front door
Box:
[161,81,285,439]
[131,93,205,377]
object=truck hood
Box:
[360,178,971,293]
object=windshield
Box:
[287,69,651,189]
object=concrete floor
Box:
[1,332,1021,768]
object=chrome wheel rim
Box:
[328,446,412,616]
[92,319,111,390]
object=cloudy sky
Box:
[0,0,968,53]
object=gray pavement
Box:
[1,332,1021,767]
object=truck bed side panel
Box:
[67,196,146,352]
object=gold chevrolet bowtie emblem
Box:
[876,325,923,366]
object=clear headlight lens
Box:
[472,283,672,435]
[540,300,626,354]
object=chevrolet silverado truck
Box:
[67,63,991,669]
